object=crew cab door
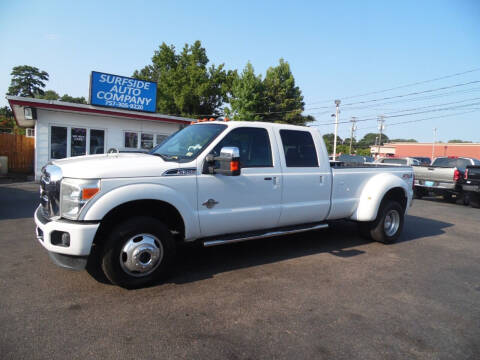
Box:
[274,128,332,226]
[197,126,282,237]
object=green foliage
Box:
[36,90,87,104]
[322,133,343,154]
[390,138,417,143]
[7,65,49,97]
[355,148,372,156]
[447,139,472,143]
[133,41,230,117]
[0,106,24,134]
[226,62,265,121]
[262,59,312,125]
[37,90,60,100]
[59,94,87,104]
[358,132,389,147]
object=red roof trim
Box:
[7,99,191,124]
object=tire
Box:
[101,216,176,289]
[359,201,404,244]
[470,193,480,208]
[414,188,425,199]
[442,193,456,203]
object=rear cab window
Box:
[279,130,318,167]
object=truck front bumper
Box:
[34,206,100,269]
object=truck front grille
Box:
[39,164,62,219]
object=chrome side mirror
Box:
[205,146,241,176]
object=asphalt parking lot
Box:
[0,182,479,360]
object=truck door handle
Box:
[264,177,272,181]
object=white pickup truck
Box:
[35,121,414,288]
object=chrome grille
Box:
[39,164,62,219]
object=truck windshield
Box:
[149,123,227,162]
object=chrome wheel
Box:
[119,233,163,277]
[384,209,400,237]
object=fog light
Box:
[51,231,70,247]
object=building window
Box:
[26,128,35,137]
[51,126,67,159]
[71,128,87,157]
[156,134,168,146]
[124,132,138,148]
[141,133,154,150]
[90,129,105,154]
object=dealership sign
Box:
[90,71,157,113]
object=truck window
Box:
[279,130,318,167]
[382,158,407,165]
[213,127,273,167]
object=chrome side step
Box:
[203,223,328,247]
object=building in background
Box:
[7,96,192,180]
[370,142,480,160]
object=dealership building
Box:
[6,72,193,180]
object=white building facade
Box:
[7,96,192,180]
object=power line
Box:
[307,67,480,105]
[312,101,480,126]
[354,109,480,132]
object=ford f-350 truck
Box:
[35,121,414,288]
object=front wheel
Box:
[101,217,176,288]
[359,201,404,244]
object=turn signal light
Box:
[230,160,239,172]
[82,187,100,200]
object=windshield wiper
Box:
[151,153,180,161]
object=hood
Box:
[52,153,182,179]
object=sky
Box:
[1,0,479,142]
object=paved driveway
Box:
[0,182,479,359]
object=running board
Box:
[202,223,329,247]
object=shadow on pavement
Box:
[164,216,453,286]
[0,183,38,220]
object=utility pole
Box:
[377,115,386,158]
[333,99,341,161]
[349,117,357,154]
[432,127,437,160]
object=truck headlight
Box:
[60,178,100,220]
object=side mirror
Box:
[205,146,241,176]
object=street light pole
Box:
[349,116,357,155]
[432,127,437,160]
[333,99,341,161]
[377,115,385,157]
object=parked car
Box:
[462,165,480,208]
[35,121,414,288]
[412,157,431,166]
[375,157,421,166]
[338,154,374,164]
[413,156,480,200]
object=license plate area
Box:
[425,181,435,187]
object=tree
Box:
[358,132,389,147]
[7,65,49,97]
[448,139,472,143]
[133,41,230,117]
[322,133,343,154]
[262,59,313,125]
[390,138,417,143]
[36,90,87,104]
[37,90,60,100]
[226,62,265,121]
[0,106,24,135]
[59,94,87,104]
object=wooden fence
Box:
[0,133,35,173]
